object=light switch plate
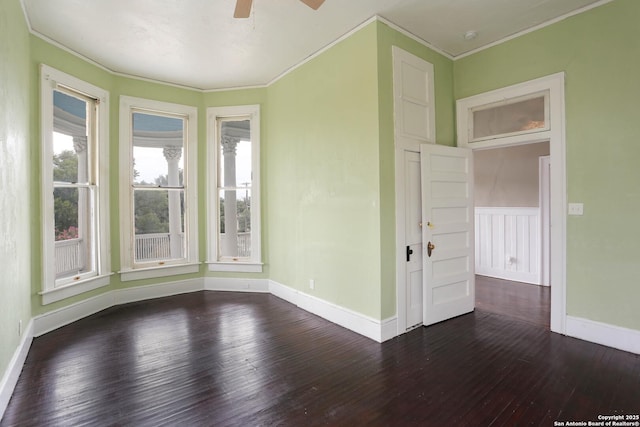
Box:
[568,203,584,216]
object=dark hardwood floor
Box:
[475,275,550,328]
[2,288,638,426]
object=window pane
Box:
[472,96,546,140]
[134,188,185,262]
[219,189,251,258]
[53,90,89,184]
[219,120,251,188]
[54,186,93,279]
[133,112,184,186]
[54,187,79,241]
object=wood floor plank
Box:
[2,290,638,426]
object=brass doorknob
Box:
[427,241,435,257]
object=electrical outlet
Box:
[309,279,315,290]
[568,203,584,216]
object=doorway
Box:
[394,72,566,337]
[473,142,551,328]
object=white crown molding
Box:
[266,16,379,87]
[454,0,616,60]
[376,16,455,60]
[21,0,614,90]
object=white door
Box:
[421,144,475,326]
[392,46,436,334]
[404,150,423,329]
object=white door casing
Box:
[456,73,566,334]
[421,144,475,326]
[539,155,551,287]
[405,151,423,329]
[392,46,436,334]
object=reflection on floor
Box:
[475,274,550,328]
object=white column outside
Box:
[163,146,183,259]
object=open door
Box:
[421,144,475,326]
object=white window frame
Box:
[206,105,262,273]
[119,96,199,281]
[40,64,111,305]
[457,80,553,149]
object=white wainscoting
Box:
[475,207,540,284]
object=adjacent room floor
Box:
[475,274,551,328]
[2,283,637,426]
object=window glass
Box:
[131,111,187,264]
[207,105,260,271]
[132,112,184,186]
[472,95,546,141]
[217,119,252,260]
[52,88,96,283]
[218,189,252,258]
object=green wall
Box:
[21,17,455,325]
[0,0,33,383]
[264,21,455,319]
[454,0,640,330]
[266,23,383,318]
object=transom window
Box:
[470,92,548,142]
[457,80,553,150]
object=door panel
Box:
[392,47,435,143]
[421,144,475,326]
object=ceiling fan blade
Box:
[300,0,325,10]
[234,0,253,18]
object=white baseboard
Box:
[33,278,206,337]
[476,268,539,285]
[380,317,399,342]
[566,316,640,355]
[269,280,394,343]
[268,279,299,303]
[204,277,269,293]
[115,278,204,305]
[33,292,114,337]
[0,320,34,419]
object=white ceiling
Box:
[22,0,608,90]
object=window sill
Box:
[207,262,263,273]
[41,273,113,305]
[119,263,200,282]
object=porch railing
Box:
[134,233,174,261]
[55,232,252,271]
[220,232,251,257]
[55,238,84,277]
